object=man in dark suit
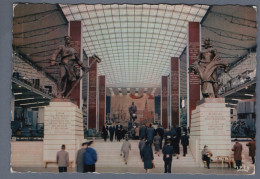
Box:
[162,139,174,173]
[109,124,115,142]
[181,132,189,156]
[146,124,155,145]
[139,124,147,140]
[156,124,164,149]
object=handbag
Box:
[152,162,155,168]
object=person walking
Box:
[141,141,154,173]
[102,125,108,142]
[232,139,243,169]
[121,138,131,164]
[162,139,174,173]
[246,138,256,164]
[139,124,147,140]
[135,125,140,140]
[154,133,161,156]
[138,137,146,159]
[146,124,155,145]
[201,145,212,169]
[56,144,69,173]
[155,124,164,149]
[117,128,122,142]
[84,141,97,172]
[109,124,115,142]
[181,132,189,157]
[76,142,87,173]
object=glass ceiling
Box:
[60,4,209,87]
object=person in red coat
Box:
[246,138,256,164]
[232,139,243,169]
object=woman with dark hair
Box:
[102,125,108,142]
[141,141,154,173]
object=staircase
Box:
[93,139,197,168]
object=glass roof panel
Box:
[61,4,209,87]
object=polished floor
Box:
[11,139,255,175]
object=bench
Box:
[45,161,73,168]
[203,156,231,168]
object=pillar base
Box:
[43,101,84,167]
[189,98,232,167]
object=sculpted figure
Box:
[129,102,137,122]
[51,36,87,98]
[189,38,230,98]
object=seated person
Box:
[201,145,213,169]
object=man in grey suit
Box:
[56,144,69,173]
[76,142,88,172]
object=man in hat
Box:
[232,139,243,169]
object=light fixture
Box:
[15,98,34,101]
[245,94,254,97]
[13,92,22,95]
[20,102,45,106]
[18,85,22,88]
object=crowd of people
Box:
[56,141,98,173]
[55,124,256,173]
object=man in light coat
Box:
[56,144,69,173]
[121,138,131,165]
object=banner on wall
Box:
[110,94,155,126]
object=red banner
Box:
[188,22,201,127]
[88,57,97,129]
[98,76,105,131]
[171,57,179,127]
[161,76,168,129]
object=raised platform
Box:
[43,101,84,167]
[189,98,232,167]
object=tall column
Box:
[187,22,201,127]
[88,57,97,129]
[98,76,106,131]
[161,76,168,129]
[69,21,82,108]
[171,57,179,127]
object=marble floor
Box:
[11,139,255,175]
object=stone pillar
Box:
[189,98,231,167]
[88,57,97,129]
[43,102,84,167]
[98,76,106,131]
[161,76,168,129]
[171,57,179,127]
[187,22,201,127]
[69,21,83,108]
